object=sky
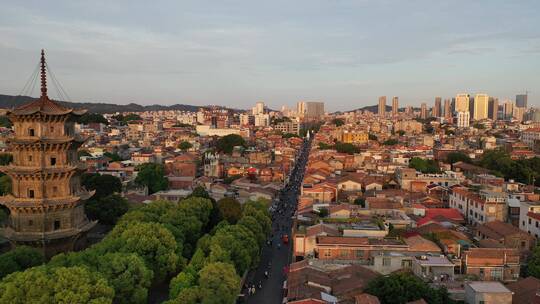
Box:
[0,1,539,112]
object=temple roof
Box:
[9,96,86,116]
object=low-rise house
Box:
[449,187,508,226]
[476,220,534,255]
[462,248,520,282]
[507,276,540,304]
[464,282,513,304]
[412,255,455,282]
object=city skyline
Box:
[0,1,539,111]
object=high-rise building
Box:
[455,93,470,113]
[392,96,399,116]
[516,94,528,108]
[513,107,525,122]
[444,99,452,120]
[433,97,442,118]
[473,94,489,120]
[488,97,498,120]
[297,101,324,120]
[420,103,427,119]
[0,50,95,257]
[252,101,265,115]
[503,100,514,120]
[457,111,470,128]
[378,96,386,118]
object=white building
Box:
[519,201,540,238]
[457,111,470,128]
[252,101,265,115]
[449,188,507,226]
[521,127,540,149]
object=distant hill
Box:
[0,94,207,114]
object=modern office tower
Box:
[433,97,441,117]
[252,101,265,115]
[457,111,470,128]
[297,101,324,120]
[513,107,525,122]
[378,96,387,117]
[392,96,399,116]
[488,97,499,120]
[420,103,427,119]
[0,50,95,257]
[503,100,514,120]
[444,99,452,120]
[516,94,528,108]
[473,94,489,120]
[455,93,470,113]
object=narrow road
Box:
[242,137,311,304]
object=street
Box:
[242,136,312,304]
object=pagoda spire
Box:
[40,49,47,98]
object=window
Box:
[52,186,58,195]
[536,221,539,228]
[50,126,54,133]
[382,258,391,266]
[50,157,56,166]
[491,268,503,280]
[479,268,485,278]
[522,241,527,248]
[28,189,34,198]
[530,218,532,225]
[355,250,364,259]
[28,220,33,226]
[401,260,412,268]
[28,128,35,136]
[54,220,61,230]
[28,155,32,162]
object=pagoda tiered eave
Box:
[0,164,87,175]
[0,192,94,210]
[0,220,97,242]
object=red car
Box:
[282,234,289,244]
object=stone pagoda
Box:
[0,50,95,257]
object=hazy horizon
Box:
[1,1,539,111]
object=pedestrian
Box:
[258,281,262,289]
[264,271,268,278]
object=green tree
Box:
[135,163,168,194]
[318,208,329,218]
[216,134,246,154]
[0,116,12,128]
[217,197,242,224]
[82,173,122,199]
[0,266,114,304]
[78,113,109,125]
[178,141,193,151]
[318,142,333,150]
[209,225,259,274]
[0,175,11,195]
[104,151,121,162]
[527,246,540,278]
[0,246,45,279]
[354,198,365,208]
[383,139,399,145]
[197,262,240,304]
[446,152,471,164]
[366,271,449,304]
[282,133,299,139]
[334,142,360,154]
[96,253,153,304]
[0,153,12,165]
[238,216,266,246]
[368,133,378,140]
[396,130,406,136]
[98,222,179,281]
[332,118,345,127]
[409,157,440,174]
[85,194,129,225]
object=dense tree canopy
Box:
[217,197,242,224]
[383,139,399,146]
[0,116,12,128]
[0,153,12,165]
[178,141,193,151]
[332,118,345,126]
[82,173,122,199]
[0,266,115,304]
[446,151,471,164]
[0,246,45,279]
[85,194,129,225]
[366,271,450,304]
[0,175,11,195]
[103,151,121,162]
[135,163,169,194]
[78,113,109,125]
[282,133,299,138]
[334,142,360,154]
[480,150,540,186]
[409,157,440,174]
[216,134,246,154]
